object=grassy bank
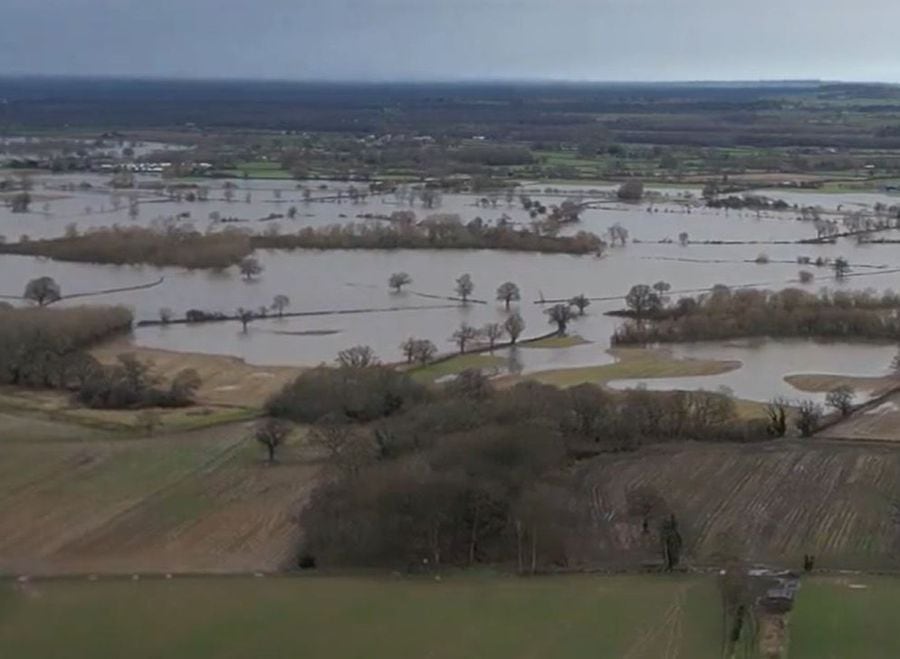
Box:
[408,353,507,384]
[504,347,740,388]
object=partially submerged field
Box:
[505,346,741,389]
[0,341,303,433]
[0,574,721,659]
[0,416,319,575]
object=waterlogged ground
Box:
[2,172,900,402]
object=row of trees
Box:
[449,314,527,354]
[253,220,605,255]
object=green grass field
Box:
[409,353,507,384]
[0,575,722,659]
[509,347,740,388]
[219,161,294,179]
[791,576,900,659]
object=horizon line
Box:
[0,73,890,86]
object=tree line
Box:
[0,225,254,269]
[613,286,900,344]
[1,218,605,270]
[264,357,765,571]
[253,220,605,255]
[0,303,200,410]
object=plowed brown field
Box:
[0,416,320,576]
[573,440,900,570]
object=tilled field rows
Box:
[0,420,320,575]
[576,441,900,569]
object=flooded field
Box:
[5,173,892,244]
[3,172,900,402]
[607,340,897,404]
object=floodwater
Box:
[0,173,845,244]
[607,340,897,404]
[3,172,900,402]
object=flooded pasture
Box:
[3,172,900,402]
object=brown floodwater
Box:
[2,173,900,401]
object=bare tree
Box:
[337,345,378,368]
[795,400,822,437]
[272,294,291,317]
[826,385,855,417]
[389,272,413,292]
[401,338,418,364]
[309,416,373,477]
[625,284,663,320]
[158,307,173,324]
[481,323,504,351]
[765,397,789,437]
[545,303,574,335]
[255,418,291,463]
[452,323,479,353]
[652,281,672,305]
[401,338,437,365]
[626,485,667,534]
[833,257,850,281]
[413,339,437,364]
[660,514,683,571]
[569,294,590,316]
[24,276,61,307]
[455,274,475,303]
[309,416,352,462]
[239,257,264,281]
[236,307,254,333]
[496,282,521,310]
[504,312,526,344]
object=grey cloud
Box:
[0,0,898,81]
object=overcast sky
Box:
[2,0,898,82]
